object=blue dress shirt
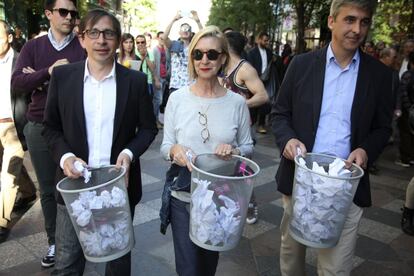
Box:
[312,45,360,159]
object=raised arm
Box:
[162,12,182,49]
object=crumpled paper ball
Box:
[291,157,355,244]
[190,178,242,247]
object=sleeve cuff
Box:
[60,153,76,169]
[122,149,134,162]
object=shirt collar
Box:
[327,43,360,69]
[48,28,75,51]
[83,58,116,83]
[0,47,14,64]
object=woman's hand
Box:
[170,144,195,171]
[215,144,234,159]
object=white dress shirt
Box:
[60,59,133,169]
[258,47,268,74]
[399,58,408,79]
[0,48,14,119]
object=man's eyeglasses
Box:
[83,29,117,40]
[52,8,78,19]
[198,111,210,143]
[192,49,222,61]
[136,41,146,45]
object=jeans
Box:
[23,121,56,245]
[52,204,133,276]
[170,197,219,276]
[153,78,167,120]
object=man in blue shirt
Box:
[271,0,394,275]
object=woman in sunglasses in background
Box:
[160,26,253,275]
[117,33,140,69]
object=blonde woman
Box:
[160,26,253,275]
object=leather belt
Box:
[0,118,13,123]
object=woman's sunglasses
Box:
[192,49,222,61]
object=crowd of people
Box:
[0,0,414,275]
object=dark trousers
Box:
[398,111,414,163]
[160,87,176,114]
[52,204,133,276]
[23,121,57,245]
[251,103,271,126]
[170,197,219,276]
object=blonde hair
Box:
[188,25,229,80]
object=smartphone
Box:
[180,10,192,18]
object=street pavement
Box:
[0,130,414,275]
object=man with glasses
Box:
[136,34,159,102]
[11,0,85,268]
[161,11,202,107]
[43,9,157,275]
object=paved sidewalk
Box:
[0,131,413,275]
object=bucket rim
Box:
[294,153,364,180]
[190,153,260,180]
[56,165,126,194]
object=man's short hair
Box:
[225,31,247,57]
[78,9,121,41]
[0,20,14,36]
[156,31,164,38]
[257,31,269,40]
[403,39,414,46]
[379,47,395,59]
[136,34,146,42]
[330,0,377,19]
[44,0,77,10]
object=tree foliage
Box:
[208,0,275,36]
[122,0,157,34]
[371,0,413,45]
[208,0,329,53]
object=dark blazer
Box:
[247,46,272,77]
[271,46,394,207]
[10,50,31,150]
[42,61,158,207]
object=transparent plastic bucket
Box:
[289,153,364,248]
[56,166,134,262]
[189,154,260,251]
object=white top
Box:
[0,48,13,119]
[259,46,268,74]
[399,58,409,79]
[160,86,253,160]
[59,60,133,169]
[169,41,190,89]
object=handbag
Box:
[260,61,272,81]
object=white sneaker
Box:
[246,203,258,224]
[41,244,55,268]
